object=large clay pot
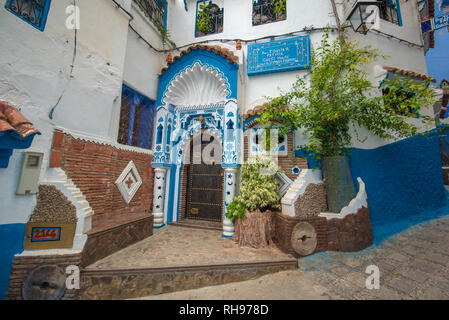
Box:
[322,155,356,213]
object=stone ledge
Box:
[79,260,297,300]
[81,214,154,268]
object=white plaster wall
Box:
[122,2,166,100]
[169,0,338,111]
[0,0,132,225]
[168,0,428,124]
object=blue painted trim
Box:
[152,162,172,168]
[153,224,166,229]
[166,164,177,224]
[395,0,403,26]
[221,234,232,238]
[221,163,241,168]
[176,164,183,222]
[5,0,52,32]
[194,0,223,38]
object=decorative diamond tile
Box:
[115,160,142,204]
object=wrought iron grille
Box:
[134,0,166,28]
[6,0,47,29]
[379,0,399,25]
[118,85,155,150]
[196,3,223,36]
[252,0,286,26]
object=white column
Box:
[153,167,167,227]
[222,167,238,237]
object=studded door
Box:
[185,135,224,222]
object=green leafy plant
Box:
[153,20,176,48]
[258,31,437,163]
[225,156,282,223]
[274,0,286,15]
[197,1,213,34]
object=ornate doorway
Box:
[185,134,224,222]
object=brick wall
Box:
[50,130,154,229]
[244,131,308,180]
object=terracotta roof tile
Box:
[160,44,239,75]
[382,66,436,82]
[0,101,40,139]
[242,103,269,120]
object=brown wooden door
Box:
[185,134,223,222]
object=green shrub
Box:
[225,156,282,223]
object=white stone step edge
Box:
[281,169,323,217]
[41,167,94,251]
[319,178,368,220]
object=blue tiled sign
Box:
[247,36,310,76]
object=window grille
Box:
[196,1,223,37]
[118,85,155,150]
[134,0,166,28]
[252,0,286,26]
[5,0,51,31]
[379,0,400,25]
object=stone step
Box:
[79,259,298,300]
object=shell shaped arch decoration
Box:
[163,62,231,107]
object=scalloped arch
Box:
[163,62,230,107]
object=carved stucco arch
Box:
[162,61,231,107]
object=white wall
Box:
[0,0,132,225]
[122,1,166,101]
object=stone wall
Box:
[326,207,374,252]
[30,185,77,224]
[6,253,82,300]
[273,207,374,257]
[49,130,154,229]
[294,183,327,218]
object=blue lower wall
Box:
[296,129,449,244]
[0,224,26,300]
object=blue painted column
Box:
[152,167,167,228]
[222,166,238,237]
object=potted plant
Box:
[274,0,286,21]
[259,31,436,212]
[226,156,282,248]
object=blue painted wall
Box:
[296,129,449,244]
[0,224,26,300]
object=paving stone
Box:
[417,286,449,300]
[385,252,410,263]
[340,271,370,290]
[328,264,355,277]
[422,252,449,266]
[384,275,418,296]
[411,259,445,275]
[366,286,406,300]
[394,267,429,283]
[327,279,362,299]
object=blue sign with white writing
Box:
[434,12,449,30]
[247,36,310,76]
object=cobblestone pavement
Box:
[137,216,449,300]
[87,225,293,270]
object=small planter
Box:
[233,209,274,248]
[24,222,76,250]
